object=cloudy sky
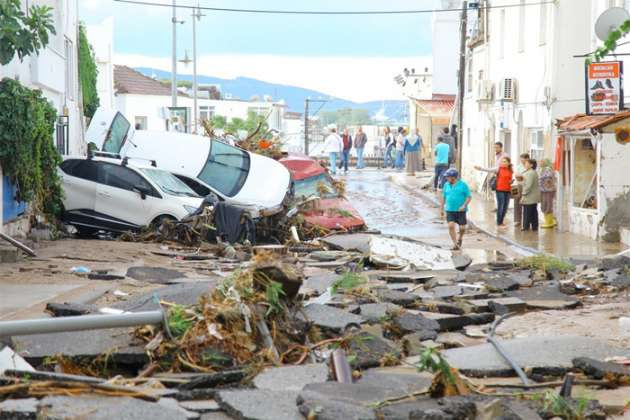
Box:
[80,0,437,102]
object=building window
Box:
[199,106,215,122]
[467,128,471,147]
[499,9,506,58]
[56,115,69,155]
[64,37,74,101]
[530,129,544,160]
[134,116,147,130]
[539,3,547,45]
[572,138,597,209]
[466,56,473,93]
[518,0,526,52]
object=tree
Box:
[0,0,56,65]
[210,115,227,129]
[320,108,372,127]
[78,23,99,118]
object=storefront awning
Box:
[556,111,630,132]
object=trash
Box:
[0,231,36,257]
[331,348,352,383]
[70,266,91,275]
[0,346,34,375]
[290,225,300,243]
[113,290,130,297]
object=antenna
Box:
[595,7,630,42]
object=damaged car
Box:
[58,153,203,235]
[85,108,291,218]
[280,155,365,231]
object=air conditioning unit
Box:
[476,80,494,102]
[498,78,517,102]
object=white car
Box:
[58,154,203,235]
[85,108,291,217]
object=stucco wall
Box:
[598,133,630,242]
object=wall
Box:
[86,18,115,110]
[598,130,630,242]
[432,0,461,95]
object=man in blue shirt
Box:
[434,137,450,190]
[440,168,471,250]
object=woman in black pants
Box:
[520,159,541,231]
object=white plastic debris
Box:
[0,346,34,375]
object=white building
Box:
[0,0,83,228]
[113,66,287,135]
[86,18,115,110]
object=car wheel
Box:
[151,215,177,233]
[75,226,99,238]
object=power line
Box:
[113,0,556,15]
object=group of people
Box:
[439,141,557,251]
[382,127,427,176]
[323,127,368,175]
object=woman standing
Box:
[521,158,541,231]
[513,153,530,228]
[475,157,513,227]
[395,127,405,170]
[539,158,557,228]
[404,130,422,176]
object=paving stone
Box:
[401,332,429,356]
[611,273,630,289]
[301,273,340,295]
[485,276,520,292]
[310,251,352,261]
[348,332,399,369]
[374,289,420,307]
[467,297,527,314]
[599,255,630,271]
[391,313,439,339]
[507,284,580,310]
[358,367,433,393]
[436,332,487,348]
[253,363,329,391]
[126,266,186,283]
[452,253,473,271]
[572,357,630,380]
[300,304,364,332]
[216,389,302,420]
[45,302,93,317]
[416,300,466,315]
[116,283,216,312]
[357,303,402,322]
[376,396,477,419]
[442,336,629,377]
[511,270,534,287]
[0,397,38,419]
[200,413,233,420]
[377,272,434,283]
[37,396,189,420]
[419,311,495,332]
[178,370,247,391]
[158,398,200,419]
[178,400,221,414]
[430,285,464,299]
[321,233,372,253]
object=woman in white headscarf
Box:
[404,128,422,176]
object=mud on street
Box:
[0,170,629,419]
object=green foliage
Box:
[167,305,194,338]
[265,280,286,316]
[588,19,630,63]
[78,23,99,118]
[516,254,575,272]
[0,78,63,220]
[534,391,589,420]
[416,348,456,385]
[331,271,366,294]
[0,0,56,65]
[320,108,372,127]
[210,115,227,129]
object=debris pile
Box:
[1,233,630,419]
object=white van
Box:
[86,108,291,217]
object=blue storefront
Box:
[3,176,26,224]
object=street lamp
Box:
[192,5,205,134]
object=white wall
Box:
[432,0,461,95]
[86,18,115,110]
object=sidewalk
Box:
[388,169,627,259]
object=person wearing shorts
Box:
[440,168,471,250]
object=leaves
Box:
[78,23,100,118]
[588,19,630,63]
[0,0,55,65]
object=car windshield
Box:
[140,168,199,197]
[102,112,131,154]
[293,173,339,199]
[197,140,250,197]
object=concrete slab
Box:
[357,366,433,393]
[0,283,82,318]
[216,389,302,420]
[442,336,630,377]
[357,303,402,322]
[301,273,340,295]
[321,233,372,253]
[467,297,527,314]
[300,304,364,332]
[0,397,38,418]
[369,236,455,271]
[115,283,215,312]
[126,266,187,284]
[253,363,329,391]
[37,396,189,420]
[419,311,495,332]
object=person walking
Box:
[324,128,343,175]
[404,129,422,176]
[440,168,472,250]
[513,153,530,228]
[354,126,367,169]
[521,158,541,231]
[340,128,352,173]
[434,136,450,190]
[384,127,395,169]
[395,127,405,170]
[438,127,456,167]
[539,158,557,228]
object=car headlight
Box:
[183,205,198,214]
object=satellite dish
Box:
[595,7,630,42]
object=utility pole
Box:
[456,0,468,173]
[304,99,309,155]
[171,0,178,107]
[192,5,204,134]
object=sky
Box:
[80,0,438,102]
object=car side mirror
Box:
[133,184,150,200]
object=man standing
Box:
[434,136,450,190]
[324,128,343,175]
[384,127,394,168]
[340,128,353,173]
[474,141,509,209]
[354,126,368,169]
[438,127,456,167]
[440,168,472,251]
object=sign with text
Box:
[586,61,624,115]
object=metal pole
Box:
[456,1,468,173]
[304,99,309,155]
[192,7,198,134]
[0,311,164,337]
[171,0,178,107]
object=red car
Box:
[279,156,365,231]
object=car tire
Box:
[75,226,99,238]
[151,215,177,233]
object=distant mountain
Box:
[135,67,408,122]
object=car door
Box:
[59,159,99,212]
[94,162,153,229]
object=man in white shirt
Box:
[323,128,343,175]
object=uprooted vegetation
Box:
[517,254,575,272]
